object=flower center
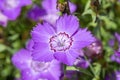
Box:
[5,0,19,9]
[31,61,50,72]
[49,32,73,52]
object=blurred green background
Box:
[0,0,120,80]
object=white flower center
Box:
[5,0,19,9]
[49,32,73,52]
[31,61,50,72]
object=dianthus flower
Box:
[0,0,32,26]
[12,40,61,80]
[31,15,95,65]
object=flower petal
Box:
[56,15,79,36]
[69,2,76,13]
[12,49,31,70]
[48,60,61,80]
[26,39,34,51]
[32,42,54,62]
[27,5,47,21]
[21,0,32,6]
[21,69,40,80]
[42,0,58,13]
[31,22,55,43]
[0,12,8,27]
[3,8,21,20]
[72,28,95,49]
[39,60,61,80]
[54,50,79,65]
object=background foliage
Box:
[0,0,120,80]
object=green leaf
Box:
[92,63,101,80]
[98,16,117,29]
[8,34,19,40]
[0,44,7,52]
[78,68,93,77]
[66,66,79,71]
[84,0,91,11]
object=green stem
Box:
[84,55,97,78]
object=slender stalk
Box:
[84,55,98,78]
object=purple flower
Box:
[0,0,32,20]
[105,73,116,80]
[116,71,120,80]
[0,11,8,27]
[12,40,61,80]
[115,33,120,45]
[85,38,103,57]
[62,70,79,80]
[27,5,47,21]
[105,71,120,80]
[111,51,120,64]
[109,39,115,47]
[108,33,120,48]
[31,15,95,65]
[74,57,90,69]
[26,39,34,51]
[28,0,76,25]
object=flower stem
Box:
[84,55,98,79]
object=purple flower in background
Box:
[105,72,116,80]
[0,0,32,20]
[0,11,8,27]
[85,38,103,57]
[109,33,120,48]
[31,15,95,65]
[115,33,120,45]
[116,71,120,80]
[105,71,120,80]
[12,40,61,80]
[109,38,115,47]
[110,33,120,64]
[111,51,120,64]
[28,0,76,25]
[62,70,79,80]
[74,57,90,69]
[108,33,120,49]
[27,5,47,21]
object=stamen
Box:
[49,32,73,52]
